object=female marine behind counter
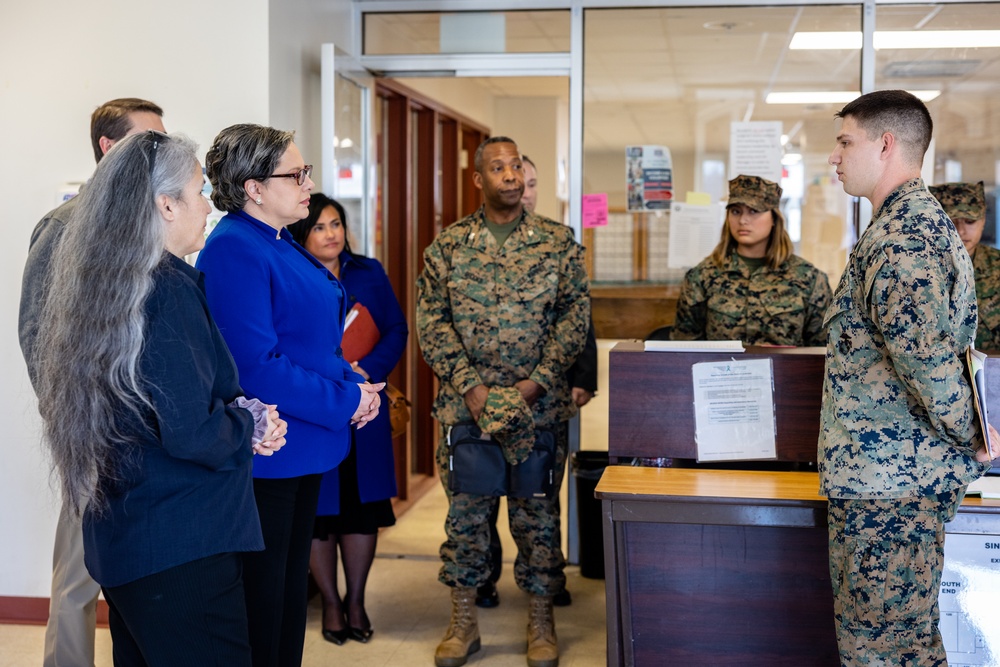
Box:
[671,174,832,347]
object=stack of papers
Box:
[966,475,1000,499]
[644,340,744,353]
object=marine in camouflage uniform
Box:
[671,173,832,346]
[672,253,832,345]
[930,182,1000,350]
[970,245,1000,350]
[417,203,589,594]
[819,176,989,664]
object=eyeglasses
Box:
[269,165,313,186]
[145,130,169,175]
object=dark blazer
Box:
[83,255,262,587]
[316,252,408,514]
[567,318,598,393]
[19,195,79,388]
[197,210,365,479]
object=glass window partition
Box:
[875,3,1000,245]
[583,5,863,287]
[365,10,571,55]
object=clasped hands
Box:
[352,382,385,429]
[253,404,287,456]
[463,379,543,422]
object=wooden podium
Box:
[598,342,1000,667]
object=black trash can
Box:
[572,450,609,579]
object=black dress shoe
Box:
[475,582,500,608]
[552,588,572,607]
[348,626,374,643]
[322,628,349,646]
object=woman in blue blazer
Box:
[34,131,286,666]
[289,194,408,645]
[197,125,383,667]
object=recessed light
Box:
[703,21,752,31]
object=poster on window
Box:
[729,122,783,184]
[626,145,673,212]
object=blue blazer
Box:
[316,253,408,514]
[84,255,262,587]
[197,210,364,479]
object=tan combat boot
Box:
[526,594,558,667]
[435,586,481,667]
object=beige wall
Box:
[0,0,355,600]
[493,96,563,221]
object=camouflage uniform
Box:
[929,182,1000,350]
[971,244,1000,350]
[672,253,832,346]
[819,178,989,665]
[416,207,590,595]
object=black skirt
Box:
[314,437,396,537]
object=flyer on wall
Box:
[626,145,673,212]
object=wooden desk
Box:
[597,466,1000,667]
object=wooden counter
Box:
[600,343,1000,666]
[591,285,679,340]
[597,466,1000,667]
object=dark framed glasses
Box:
[145,130,169,175]
[269,165,313,186]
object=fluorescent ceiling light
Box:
[790,30,1000,50]
[767,91,859,104]
[766,90,940,104]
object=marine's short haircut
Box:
[835,90,933,167]
[474,136,518,174]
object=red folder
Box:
[342,302,380,363]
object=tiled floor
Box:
[0,343,616,667]
[0,480,608,667]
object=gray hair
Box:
[205,123,295,213]
[36,130,199,517]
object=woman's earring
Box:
[255,197,263,205]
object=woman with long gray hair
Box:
[35,130,287,666]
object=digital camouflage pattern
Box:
[928,182,999,349]
[477,386,535,464]
[819,178,988,500]
[727,174,783,211]
[972,244,1000,350]
[435,423,568,595]
[416,207,589,592]
[928,181,986,221]
[416,207,590,430]
[828,489,963,666]
[671,253,833,346]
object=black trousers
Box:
[243,474,322,667]
[102,553,251,667]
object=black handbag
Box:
[447,422,557,499]
[508,428,556,499]
[447,423,507,496]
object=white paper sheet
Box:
[667,202,723,269]
[692,358,777,461]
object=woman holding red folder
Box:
[289,193,408,646]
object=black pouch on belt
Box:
[447,422,507,496]
[508,428,556,499]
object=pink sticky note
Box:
[582,193,608,228]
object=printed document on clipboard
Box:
[966,347,991,460]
